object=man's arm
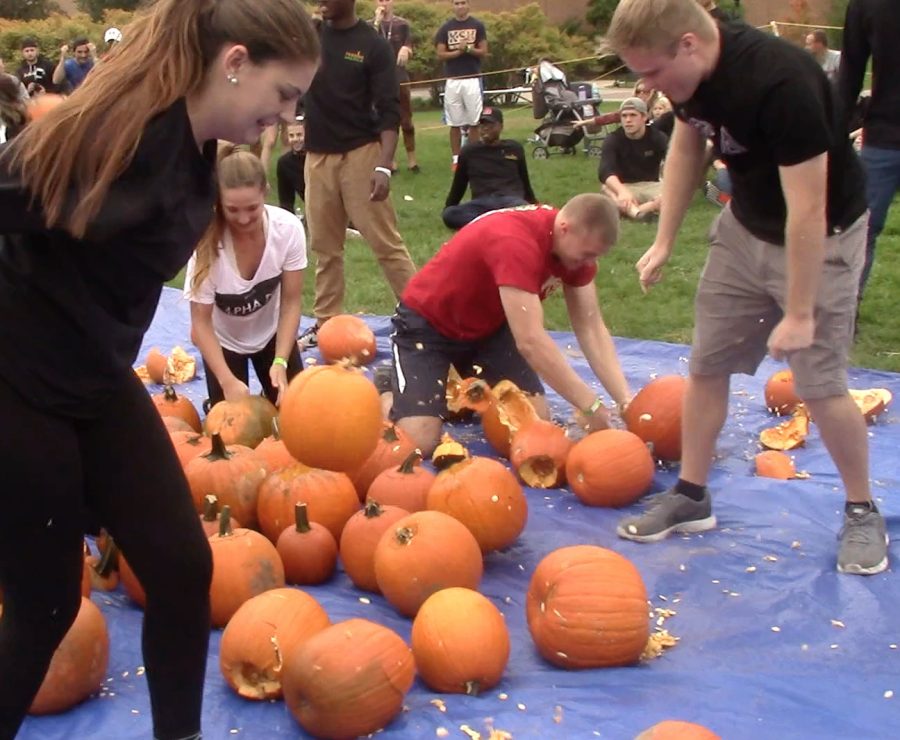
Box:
[499,286,611,427]
[635,118,707,291]
[52,47,68,86]
[563,281,631,410]
[370,39,402,201]
[767,154,828,359]
[837,0,869,132]
[516,148,537,203]
[444,151,469,206]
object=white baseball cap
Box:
[104,28,122,44]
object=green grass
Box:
[170,105,900,373]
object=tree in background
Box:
[0,0,60,21]
[76,0,140,23]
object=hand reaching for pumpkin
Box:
[269,364,288,406]
[221,376,251,402]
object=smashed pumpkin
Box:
[759,406,809,451]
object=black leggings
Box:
[204,334,302,406]
[0,373,212,740]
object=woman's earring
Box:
[227,74,239,86]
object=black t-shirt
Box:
[14,57,60,95]
[675,23,867,245]
[305,20,400,154]
[445,140,536,205]
[0,99,217,417]
[650,110,675,139]
[277,150,307,212]
[434,17,487,78]
[598,126,668,184]
[839,0,900,149]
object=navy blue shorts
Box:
[388,302,543,420]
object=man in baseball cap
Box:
[442,105,537,229]
[597,95,668,220]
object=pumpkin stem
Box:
[383,424,400,443]
[271,417,281,441]
[202,494,220,522]
[93,536,119,577]
[398,450,422,474]
[218,505,234,537]
[363,500,383,518]
[294,503,311,533]
[395,526,414,545]
[204,433,233,462]
[163,384,179,402]
[464,680,481,697]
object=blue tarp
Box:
[19,288,900,739]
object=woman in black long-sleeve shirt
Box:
[0,1,318,738]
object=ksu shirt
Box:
[183,205,307,355]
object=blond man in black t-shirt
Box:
[606,0,884,577]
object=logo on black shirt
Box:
[344,50,365,63]
[214,275,280,317]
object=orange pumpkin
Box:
[80,543,92,598]
[623,375,686,462]
[282,619,415,738]
[145,347,168,384]
[257,462,360,542]
[510,419,575,488]
[169,431,213,468]
[566,429,655,507]
[411,587,510,695]
[755,450,796,480]
[316,314,377,365]
[253,422,296,473]
[162,415,195,433]
[279,363,382,472]
[366,451,435,513]
[219,588,330,700]
[152,385,201,432]
[456,379,540,458]
[374,510,484,617]
[636,720,722,740]
[86,535,119,592]
[427,456,528,553]
[339,500,410,592]
[443,365,476,422]
[208,507,286,628]
[765,369,802,415]
[199,494,241,537]
[28,597,109,715]
[184,433,268,529]
[527,545,649,669]
[759,406,810,451]
[850,388,893,423]
[276,503,339,585]
[431,432,469,470]
[349,421,418,500]
[204,394,277,449]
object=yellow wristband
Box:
[272,356,288,369]
[582,397,604,416]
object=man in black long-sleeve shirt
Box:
[276,119,307,214]
[598,97,668,221]
[442,106,537,230]
[838,0,900,301]
[299,0,417,349]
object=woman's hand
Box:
[269,364,288,406]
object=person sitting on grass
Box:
[442,106,537,230]
[185,147,306,410]
[379,193,632,456]
[598,97,668,221]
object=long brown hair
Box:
[7,0,318,238]
[191,145,268,291]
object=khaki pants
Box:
[304,141,417,321]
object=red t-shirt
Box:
[402,205,597,340]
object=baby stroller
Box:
[530,61,604,159]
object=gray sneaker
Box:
[837,502,889,575]
[297,323,319,350]
[617,488,717,543]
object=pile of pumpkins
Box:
[37,317,720,738]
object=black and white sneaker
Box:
[297,324,320,350]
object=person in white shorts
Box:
[435,0,488,168]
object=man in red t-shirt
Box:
[383,193,632,454]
